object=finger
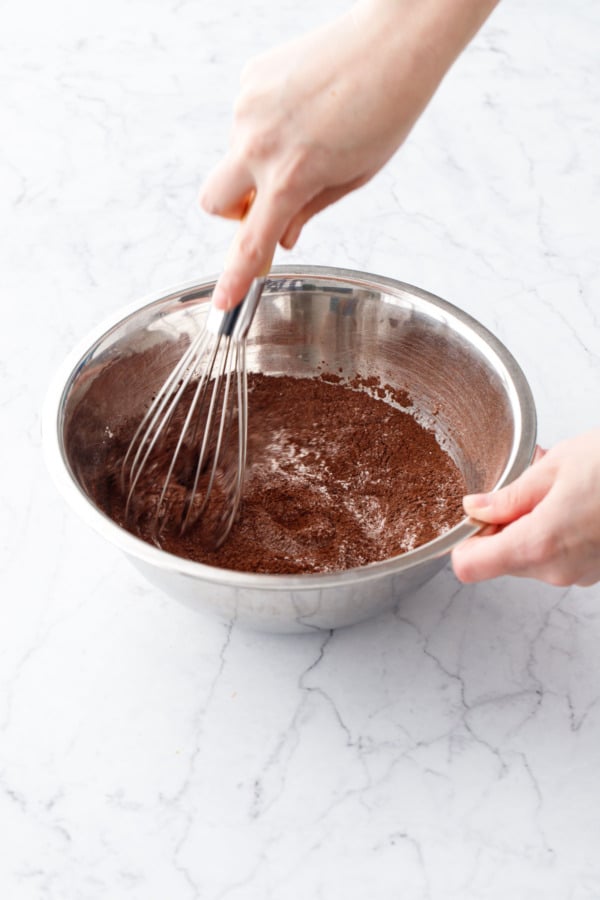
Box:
[211,187,300,310]
[280,176,369,249]
[462,460,554,525]
[199,156,255,219]
[533,444,547,463]
[452,513,547,582]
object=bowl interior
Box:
[60,270,531,518]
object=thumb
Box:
[463,459,554,525]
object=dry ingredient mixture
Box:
[77,373,466,574]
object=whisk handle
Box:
[206,276,267,341]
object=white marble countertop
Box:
[3,0,600,896]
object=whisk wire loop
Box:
[123,327,211,514]
[122,276,267,547]
[156,331,224,534]
[180,334,235,534]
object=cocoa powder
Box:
[75,372,466,574]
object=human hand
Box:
[200,0,498,310]
[451,429,600,587]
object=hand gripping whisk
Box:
[122,277,267,548]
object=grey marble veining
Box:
[2,0,600,897]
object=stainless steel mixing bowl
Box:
[44,266,536,633]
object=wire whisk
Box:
[121,276,266,548]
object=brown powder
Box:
[75,372,466,574]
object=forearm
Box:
[348,0,500,142]
[353,0,499,63]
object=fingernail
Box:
[280,227,300,251]
[198,187,211,212]
[211,283,230,310]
